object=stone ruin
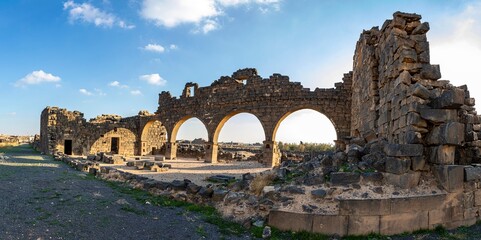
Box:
[40,107,167,156]
[39,11,481,236]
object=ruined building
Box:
[41,11,481,171]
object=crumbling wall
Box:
[40,107,167,156]
[89,128,136,156]
[141,120,167,155]
[347,11,481,189]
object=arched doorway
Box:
[208,111,266,163]
[273,109,337,161]
[165,116,208,160]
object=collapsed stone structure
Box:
[40,108,167,156]
[38,11,481,236]
[40,10,480,169]
[41,72,352,166]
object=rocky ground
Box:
[3,144,481,240]
[0,144,252,240]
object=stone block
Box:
[430,88,465,109]
[268,211,312,232]
[311,215,348,236]
[339,199,391,216]
[420,109,458,123]
[411,156,426,171]
[380,212,429,235]
[361,172,384,184]
[384,144,423,157]
[428,208,451,229]
[390,194,445,214]
[406,131,423,144]
[412,22,430,35]
[465,166,481,181]
[407,112,427,128]
[420,64,441,80]
[432,165,464,192]
[429,145,455,165]
[395,70,412,87]
[475,190,481,206]
[330,172,360,186]
[445,218,477,230]
[347,215,380,235]
[385,157,411,174]
[384,172,421,189]
[410,83,432,100]
[426,122,465,146]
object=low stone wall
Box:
[269,165,481,236]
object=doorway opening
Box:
[64,140,73,155]
[111,137,119,154]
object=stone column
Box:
[263,140,281,167]
[165,142,177,160]
[204,142,218,163]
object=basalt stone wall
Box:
[156,69,353,165]
[350,12,481,180]
[40,107,167,156]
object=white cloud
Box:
[143,44,165,53]
[7,112,16,116]
[109,81,120,87]
[109,81,129,88]
[140,0,219,28]
[430,2,481,105]
[15,70,61,87]
[140,0,280,33]
[139,74,167,86]
[130,90,142,95]
[63,0,135,29]
[199,19,219,34]
[170,44,178,50]
[79,88,93,96]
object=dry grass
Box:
[0,142,19,148]
[250,173,276,196]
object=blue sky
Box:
[1,0,480,144]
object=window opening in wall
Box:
[64,140,73,155]
[188,86,195,97]
[111,137,119,154]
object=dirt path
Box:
[0,145,251,240]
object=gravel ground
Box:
[2,145,481,240]
[0,145,252,240]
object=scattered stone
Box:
[212,189,229,202]
[330,172,360,185]
[311,189,327,199]
[262,226,272,239]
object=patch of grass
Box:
[120,205,147,215]
[48,219,64,227]
[105,180,246,236]
[196,225,207,238]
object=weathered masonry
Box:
[41,11,481,169]
[156,68,352,166]
[40,109,167,156]
[40,71,351,166]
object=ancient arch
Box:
[207,111,267,163]
[140,120,167,156]
[164,116,209,160]
[272,107,339,142]
[155,69,352,166]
